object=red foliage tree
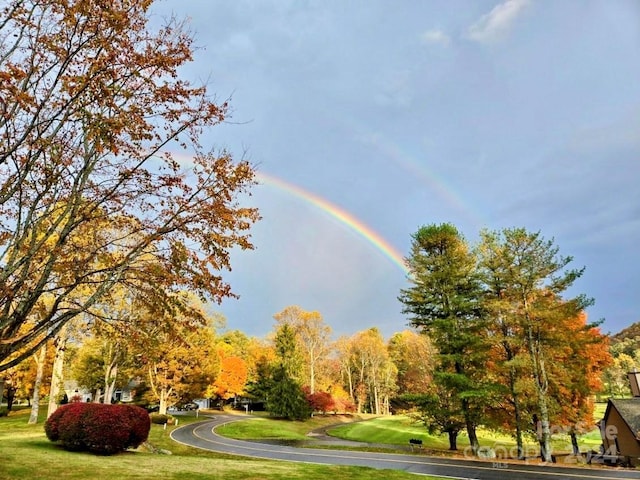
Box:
[304,388,335,414]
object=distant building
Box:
[63,379,138,403]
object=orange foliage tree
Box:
[477,228,605,461]
[546,311,611,454]
[210,354,248,402]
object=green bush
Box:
[45,402,150,454]
[149,413,173,425]
[0,407,8,417]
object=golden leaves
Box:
[0,0,259,369]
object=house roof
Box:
[609,398,640,439]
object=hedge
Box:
[149,413,174,425]
[45,402,150,454]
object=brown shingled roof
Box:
[610,398,640,440]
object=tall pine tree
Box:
[266,323,310,420]
[399,223,491,454]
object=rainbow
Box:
[318,113,485,230]
[167,151,409,276]
[256,172,410,276]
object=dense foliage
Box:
[399,223,610,461]
[0,0,258,372]
[44,402,150,454]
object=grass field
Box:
[220,403,609,459]
[0,407,441,480]
[327,414,604,455]
[0,402,610,478]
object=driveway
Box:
[170,414,640,480]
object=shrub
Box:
[0,407,8,417]
[149,413,173,425]
[304,389,335,414]
[45,403,150,454]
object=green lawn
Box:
[0,407,440,480]
[221,407,608,459]
[215,412,361,441]
[327,414,604,455]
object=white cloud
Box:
[466,0,531,44]
[420,29,451,46]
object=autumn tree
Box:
[399,223,491,454]
[603,349,637,398]
[71,284,162,404]
[1,370,18,411]
[388,330,435,396]
[477,228,594,462]
[128,297,219,414]
[217,330,252,359]
[335,336,356,405]
[336,328,396,415]
[209,354,248,403]
[71,331,137,404]
[354,328,396,415]
[476,232,532,458]
[0,0,259,372]
[602,327,640,398]
[273,306,332,394]
[548,312,611,454]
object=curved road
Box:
[171,415,640,480]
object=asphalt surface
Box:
[170,414,640,480]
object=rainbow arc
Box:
[257,172,409,276]
[169,151,409,276]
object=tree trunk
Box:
[447,430,458,450]
[28,344,47,424]
[103,362,118,404]
[570,430,580,456]
[373,385,380,415]
[159,388,171,415]
[527,320,552,463]
[514,402,524,459]
[532,361,552,461]
[461,397,480,455]
[5,385,16,411]
[509,366,525,459]
[466,419,480,456]
[47,328,68,419]
[309,354,315,394]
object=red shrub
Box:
[305,389,335,414]
[45,403,150,454]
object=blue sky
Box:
[154,0,640,339]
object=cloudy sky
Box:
[154,0,639,339]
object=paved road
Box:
[170,415,640,480]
